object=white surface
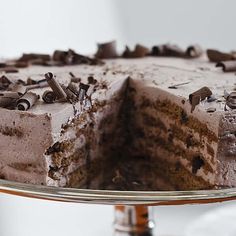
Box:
[0,0,124,57]
[1,193,236,236]
[184,202,236,236]
[115,0,236,51]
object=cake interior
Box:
[59,77,216,191]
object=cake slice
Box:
[0,56,236,190]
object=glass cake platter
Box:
[1,178,236,235]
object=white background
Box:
[1,0,236,235]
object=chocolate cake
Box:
[0,45,236,191]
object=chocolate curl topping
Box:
[151,44,185,57]
[69,72,81,83]
[0,62,7,68]
[207,49,235,63]
[0,92,20,108]
[216,61,236,72]
[61,84,77,102]
[151,45,166,56]
[42,90,57,104]
[18,53,51,63]
[78,83,89,102]
[225,92,236,109]
[52,49,103,65]
[95,40,118,59]
[189,87,212,112]
[0,75,12,90]
[186,44,203,58]
[45,72,67,101]
[26,79,49,91]
[163,44,185,57]
[123,44,149,58]
[16,92,39,111]
[87,76,97,85]
[0,67,18,73]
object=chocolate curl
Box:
[87,76,97,85]
[18,53,50,62]
[61,84,77,102]
[52,50,68,62]
[0,75,12,90]
[189,87,212,112]
[16,92,39,111]
[186,44,203,58]
[0,92,20,108]
[225,92,236,109]
[45,72,67,101]
[216,61,236,72]
[151,44,185,57]
[52,49,103,65]
[0,62,7,68]
[95,40,118,59]
[69,72,81,83]
[78,83,89,102]
[26,79,49,91]
[123,44,149,58]
[10,84,27,96]
[67,82,80,95]
[207,49,235,63]
[42,90,57,104]
[151,45,166,56]
[13,61,29,68]
[0,67,18,73]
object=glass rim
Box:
[1,179,236,205]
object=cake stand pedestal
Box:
[1,179,236,236]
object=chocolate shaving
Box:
[69,72,81,83]
[216,61,236,72]
[95,40,118,59]
[78,83,89,102]
[168,81,190,89]
[18,53,51,63]
[0,62,7,68]
[0,92,20,108]
[16,92,39,111]
[122,44,149,58]
[26,79,49,91]
[61,84,77,102]
[207,49,235,63]
[42,90,57,103]
[0,75,12,90]
[13,61,29,68]
[67,82,79,95]
[151,44,185,57]
[87,76,97,85]
[186,44,203,58]
[206,107,216,113]
[225,92,236,109]
[52,49,103,66]
[189,87,212,112]
[45,72,67,101]
[0,67,18,73]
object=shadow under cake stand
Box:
[1,179,236,235]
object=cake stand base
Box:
[114,206,155,235]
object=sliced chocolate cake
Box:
[0,48,236,190]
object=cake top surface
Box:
[1,55,235,117]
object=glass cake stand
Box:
[1,179,236,236]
